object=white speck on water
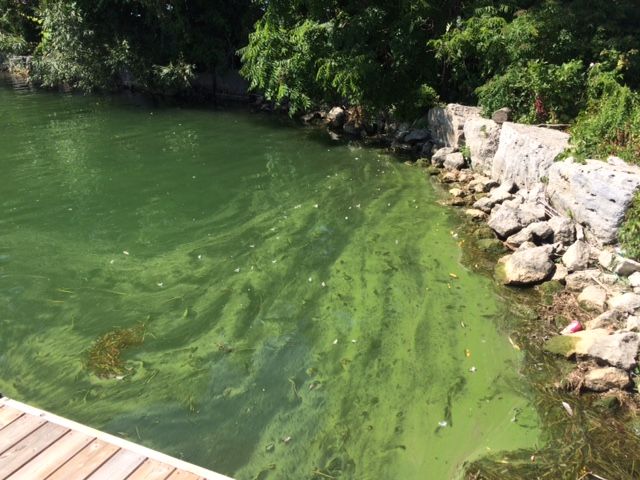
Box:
[294,204,302,209]
[249,244,255,248]
[321,282,326,287]
[345,216,349,220]
[469,366,477,373]
[109,259,115,265]
[356,204,361,208]
[234,268,240,273]
[438,420,448,427]
[332,339,338,345]
[395,239,399,245]
[308,277,313,282]
[192,176,196,179]
[387,203,391,207]
[314,204,319,208]
[351,339,357,343]
[272,259,277,264]
[123,251,130,256]
[197,254,202,260]
[68,207,73,211]
[157,282,164,287]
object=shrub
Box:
[619,191,640,260]
[476,59,585,123]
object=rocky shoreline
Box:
[309,103,640,397]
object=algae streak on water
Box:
[0,83,540,479]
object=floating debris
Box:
[438,420,448,427]
[123,250,130,256]
[464,348,472,358]
[314,204,319,208]
[156,282,164,287]
[351,339,357,343]
[234,268,241,273]
[332,339,338,345]
[469,366,477,373]
[321,282,326,288]
[282,436,292,444]
[86,323,145,378]
[449,273,459,279]
[308,277,313,282]
[562,401,574,417]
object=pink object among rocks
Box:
[560,320,583,335]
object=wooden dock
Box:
[0,397,233,480]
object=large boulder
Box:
[584,367,631,392]
[427,104,481,148]
[491,123,570,190]
[431,147,455,167]
[443,152,466,170]
[463,118,501,175]
[613,256,640,277]
[506,221,553,246]
[547,158,640,244]
[565,269,617,291]
[577,285,607,312]
[496,245,555,286]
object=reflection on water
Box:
[0,83,540,479]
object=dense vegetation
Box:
[1,0,639,255]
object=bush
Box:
[570,65,640,164]
[476,59,585,123]
[619,191,640,260]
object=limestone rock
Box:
[472,187,514,213]
[552,263,569,282]
[427,104,481,148]
[488,203,522,238]
[327,106,346,129]
[584,367,630,392]
[506,221,553,246]
[449,188,464,198]
[444,152,466,170]
[463,118,501,175]
[492,107,512,124]
[608,292,640,312]
[548,216,576,245]
[625,316,640,331]
[586,310,627,330]
[404,129,430,144]
[613,256,640,277]
[547,158,640,244]
[546,329,640,370]
[629,272,640,288]
[598,250,615,270]
[578,285,607,312]
[464,209,486,221]
[565,269,618,291]
[496,245,555,286]
[491,122,569,190]
[562,241,591,272]
[431,147,455,167]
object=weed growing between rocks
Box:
[86,323,145,378]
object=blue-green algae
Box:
[0,82,540,479]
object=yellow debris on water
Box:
[449,273,458,279]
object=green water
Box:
[0,82,540,479]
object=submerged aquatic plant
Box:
[86,323,145,378]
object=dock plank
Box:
[0,408,23,431]
[87,448,146,480]
[0,415,46,455]
[166,470,203,480]
[0,422,68,478]
[126,459,176,480]
[46,439,119,480]
[6,430,94,480]
[0,398,233,480]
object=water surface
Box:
[0,82,539,478]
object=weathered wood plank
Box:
[87,448,146,480]
[0,422,68,479]
[46,439,119,480]
[166,470,203,480]
[0,408,22,431]
[126,458,176,480]
[6,430,94,480]
[0,415,46,455]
